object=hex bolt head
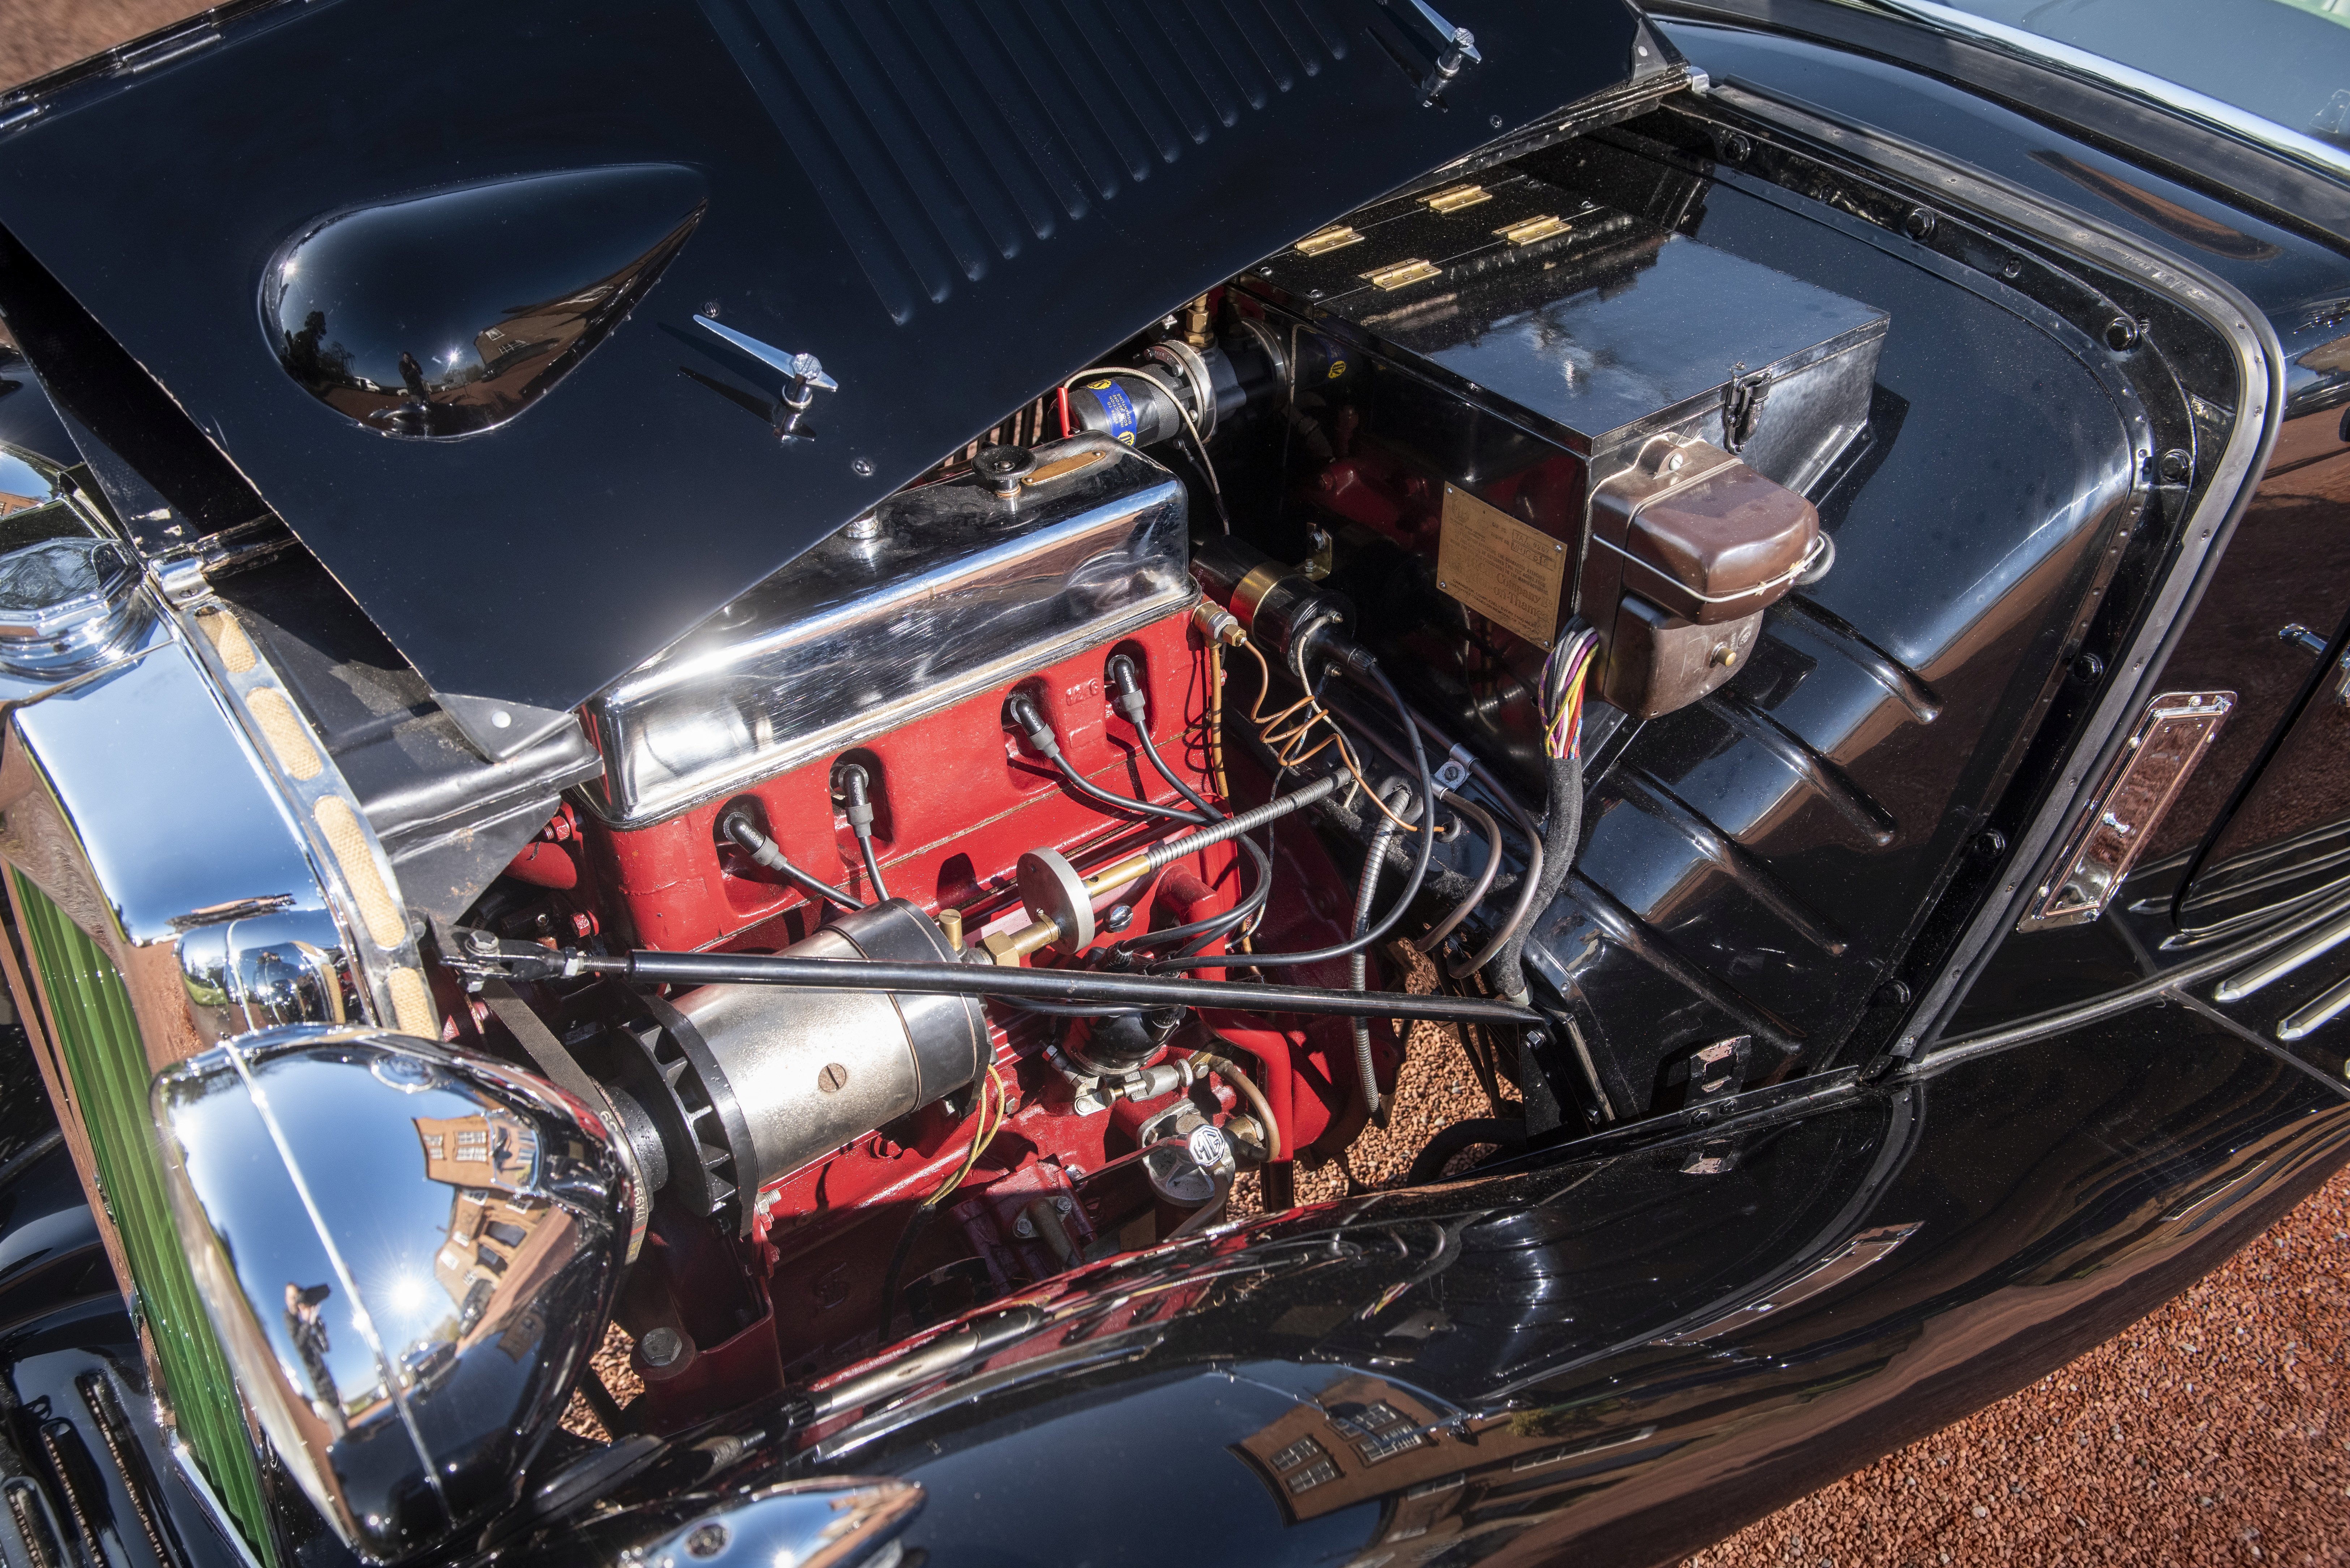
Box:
[685,1523,729,1559]
[462,929,500,956]
[1903,206,1937,241]
[2159,448,2192,484]
[640,1327,687,1368]
[2104,316,2142,352]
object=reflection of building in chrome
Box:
[1234,1373,1665,1564]
[413,1112,563,1359]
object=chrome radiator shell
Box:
[578,434,1195,830]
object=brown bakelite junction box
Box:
[1585,435,1820,717]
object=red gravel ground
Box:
[8,7,2346,1561]
[1685,1162,2350,1567]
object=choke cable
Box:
[568,947,1544,1027]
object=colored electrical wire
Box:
[879,1062,1007,1338]
[1540,627,1602,761]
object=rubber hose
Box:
[1483,751,1581,1004]
[1349,788,1409,1123]
[1406,1117,1526,1185]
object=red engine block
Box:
[502,607,1398,1418]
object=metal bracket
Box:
[2019,690,2233,930]
[2278,622,2350,706]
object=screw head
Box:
[1103,904,1134,933]
[685,1523,729,1559]
[1902,206,1937,241]
[640,1327,686,1368]
[1870,980,1913,1008]
[817,1062,850,1094]
[1721,130,1751,163]
[850,457,875,477]
[2071,651,2105,683]
[2104,316,2141,352]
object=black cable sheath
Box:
[720,812,866,911]
[579,949,1543,1026]
[1155,661,1435,972]
[854,830,891,903]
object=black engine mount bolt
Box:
[2159,448,2192,484]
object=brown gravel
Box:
[1685,1161,2350,1567]
[0,0,202,89]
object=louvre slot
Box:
[701,0,1347,319]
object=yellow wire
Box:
[931,1061,1005,1208]
[1234,633,1420,834]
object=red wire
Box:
[1056,386,1071,439]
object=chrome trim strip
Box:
[2277,974,2350,1042]
[175,596,435,1036]
[2213,906,2350,1002]
[1925,889,2350,1071]
[1652,1221,1919,1344]
[1872,0,2350,187]
[164,1440,266,1568]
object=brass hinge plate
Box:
[1363,258,1441,291]
[1497,214,1570,246]
[1423,183,1492,214]
[1294,224,1362,257]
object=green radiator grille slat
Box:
[12,873,277,1566]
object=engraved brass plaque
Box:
[1436,484,1569,649]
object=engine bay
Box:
[293,99,2168,1442]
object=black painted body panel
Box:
[0,0,1651,721]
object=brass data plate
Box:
[1423,183,1492,214]
[1436,483,1568,649]
[1295,224,1362,256]
[1363,258,1441,291]
[1024,450,1107,487]
[1497,214,1570,245]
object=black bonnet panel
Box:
[0,0,1648,724]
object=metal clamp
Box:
[2278,622,2350,706]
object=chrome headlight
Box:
[154,1026,628,1563]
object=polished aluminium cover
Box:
[581,434,1193,829]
